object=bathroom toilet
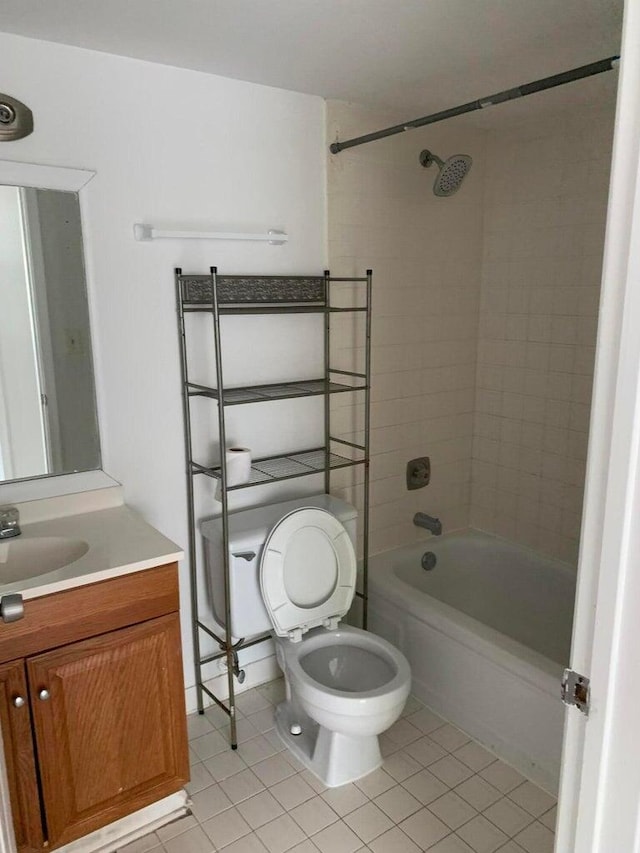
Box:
[201,495,411,787]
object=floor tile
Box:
[252,754,298,787]
[506,783,556,819]
[453,743,496,773]
[399,807,450,849]
[373,785,422,823]
[428,836,476,853]
[456,814,508,853]
[156,814,198,843]
[223,834,270,853]
[298,769,328,794]
[289,796,339,836]
[205,703,234,729]
[239,734,280,766]
[411,736,448,767]
[479,763,526,795]
[287,843,320,853]
[483,798,533,836]
[205,748,248,782]
[220,768,266,804]
[202,806,252,849]
[429,756,474,788]
[191,728,230,761]
[538,806,556,832]
[344,802,394,843]
[321,783,369,817]
[264,729,287,753]
[368,826,421,853]
[256,813,307,853]
[312,819,363,853]
[382,750,423,782]
[190,782,233,822]
[188,713,215,741]
[237,790,286,829]
[354,768,396,799]
[118,834,161,853]
[430,724,471,753]
[402,769,449,805]
[247,706,277,733]
[163,825,215,853]
[384,718,424,749]
[512,822,554,853]
[258,679,286,705]
[406,706,446,734]
[186,761,215,796]
[137,687,557,853]
[220,717,262,745]
[236,688,274,716]
[402,695,425,716]
[455,777,503,812]
[272,773,317,810]
[427,791,477,830]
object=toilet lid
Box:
[259,507,357,640]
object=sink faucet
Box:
[0,506,21,539]
[413,512,442,536]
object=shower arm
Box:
[329,55,620,155]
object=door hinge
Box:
[561,668,590,714]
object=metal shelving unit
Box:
[175,267,372,747]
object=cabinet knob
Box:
[38,689,50,701]
[12,695,25,708]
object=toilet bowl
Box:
[273,625,411,786]
[201,494,412,787]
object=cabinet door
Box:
[27,613,189,849]
[0,660,44,852]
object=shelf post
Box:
[175,268,205,715]
[209,266,239,749]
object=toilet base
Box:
[274,701,383,787]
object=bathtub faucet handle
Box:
[413,512,442,536]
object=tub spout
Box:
[413,512,442,535]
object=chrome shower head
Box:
[419,149,472,197]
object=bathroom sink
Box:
[0,537,90,584]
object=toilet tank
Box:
[200,494,357,638]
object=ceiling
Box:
[0,0,624,128]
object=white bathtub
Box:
[368,529,576,794]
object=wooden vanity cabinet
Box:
[0,564,189,851]
[0,660,43,853]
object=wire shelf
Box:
[187,377,367,405]
[193,447,365,489]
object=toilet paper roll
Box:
[215,447,252,500]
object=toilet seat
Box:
[260,508,356,641]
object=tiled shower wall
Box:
[470,106,616,564]
[326,101,486,554]
[327,100,615,564]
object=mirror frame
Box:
[0,159,111,501]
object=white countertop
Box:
[0,504,183,600]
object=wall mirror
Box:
[0,161,101,484]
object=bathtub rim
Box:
[367,532,567,694]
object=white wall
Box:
[0,32,326,690]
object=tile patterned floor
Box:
[119,681,556,853]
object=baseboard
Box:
[54,791,189,853]
[185,654,280,714]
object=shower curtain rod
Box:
[329,55,620,154]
